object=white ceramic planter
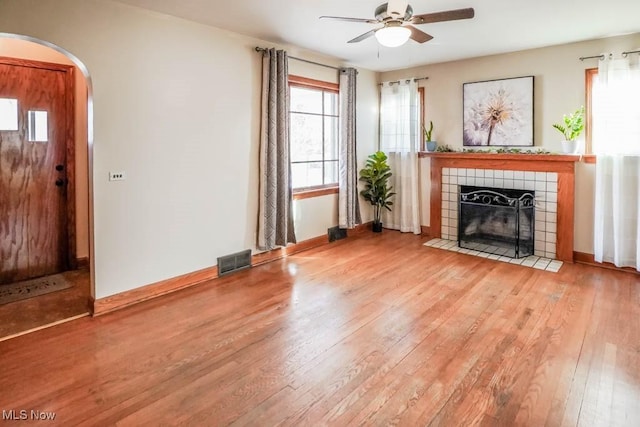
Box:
[561,140,578,154]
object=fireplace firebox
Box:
[458,186,535,258]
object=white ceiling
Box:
[114,0,640,72]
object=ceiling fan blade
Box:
[387,0,409,17]
[320,16,379,24]
[406,25,434,43]
[410,8,475,25]
[347,29,377,43]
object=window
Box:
[379,80,420,153]
[289,75,339,192]
[585,68,597,153]
[27,110,48,142]
[586,62,640,154]
[418,87,425,151]
[0,98,18,131]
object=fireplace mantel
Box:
[419,152,582,166]
[425,152,580,262]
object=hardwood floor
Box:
[0,268,91,340]
[0,232,638,425]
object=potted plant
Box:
[359,151,395,232]
[553,106,585,154]
[423,121,437,152]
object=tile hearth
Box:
[424,238,564,273]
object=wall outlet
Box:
[109,171,126,181]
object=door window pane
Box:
[0,98,18,131]
[28,110,48,142]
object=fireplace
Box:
[425,153,580,262]
[458,185,535,258]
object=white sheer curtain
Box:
[379,80,421,234]
[593,56,640,268]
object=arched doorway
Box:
[0,34,93,340]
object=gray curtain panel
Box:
[338,68,362,229]
[258,48,296,250]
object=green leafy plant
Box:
[435,144,456,152]
[552,106,585,141]
[359,151,395,228]
[422,121,434,142]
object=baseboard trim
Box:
[91,226,373,316]
[76,257,89,269]
[92,265,219,316]
[573,251,639,274]
[351,222,373,234]
[252,235,329,267]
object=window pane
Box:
[0,98,18,131]
[290,86,322,114]
[592,69,640,154]
[324,116,339,161]
[290,113,323,162]
[324,160,338,185]
[28,110,48,142]
[292,161,323,189]
[324,92,338,116]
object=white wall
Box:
[381,33,640,254]
[0,0,378,298]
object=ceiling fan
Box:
[320,0,475,47]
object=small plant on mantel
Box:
[553,106,585,154]
[422,121,437,152]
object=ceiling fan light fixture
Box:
[375,26,411,47]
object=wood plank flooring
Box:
[0,268,90,340]
[0,232,638,426]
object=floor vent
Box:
[328,226,347,242]
[217,249,252,277]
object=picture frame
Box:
[462,76,534,147]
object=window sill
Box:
[293,186,339,200]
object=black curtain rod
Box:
[379,77,429,86]
[579,54,608,61]
[579,51,640,60]
[255,47,342,71]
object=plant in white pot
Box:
[422,121,437,152]
[553,106,585,154]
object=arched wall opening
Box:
[0,33,95,298]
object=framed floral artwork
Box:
[462,76,534,146]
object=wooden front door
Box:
[0,58,74,285]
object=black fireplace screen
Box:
[458,186,535,258]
